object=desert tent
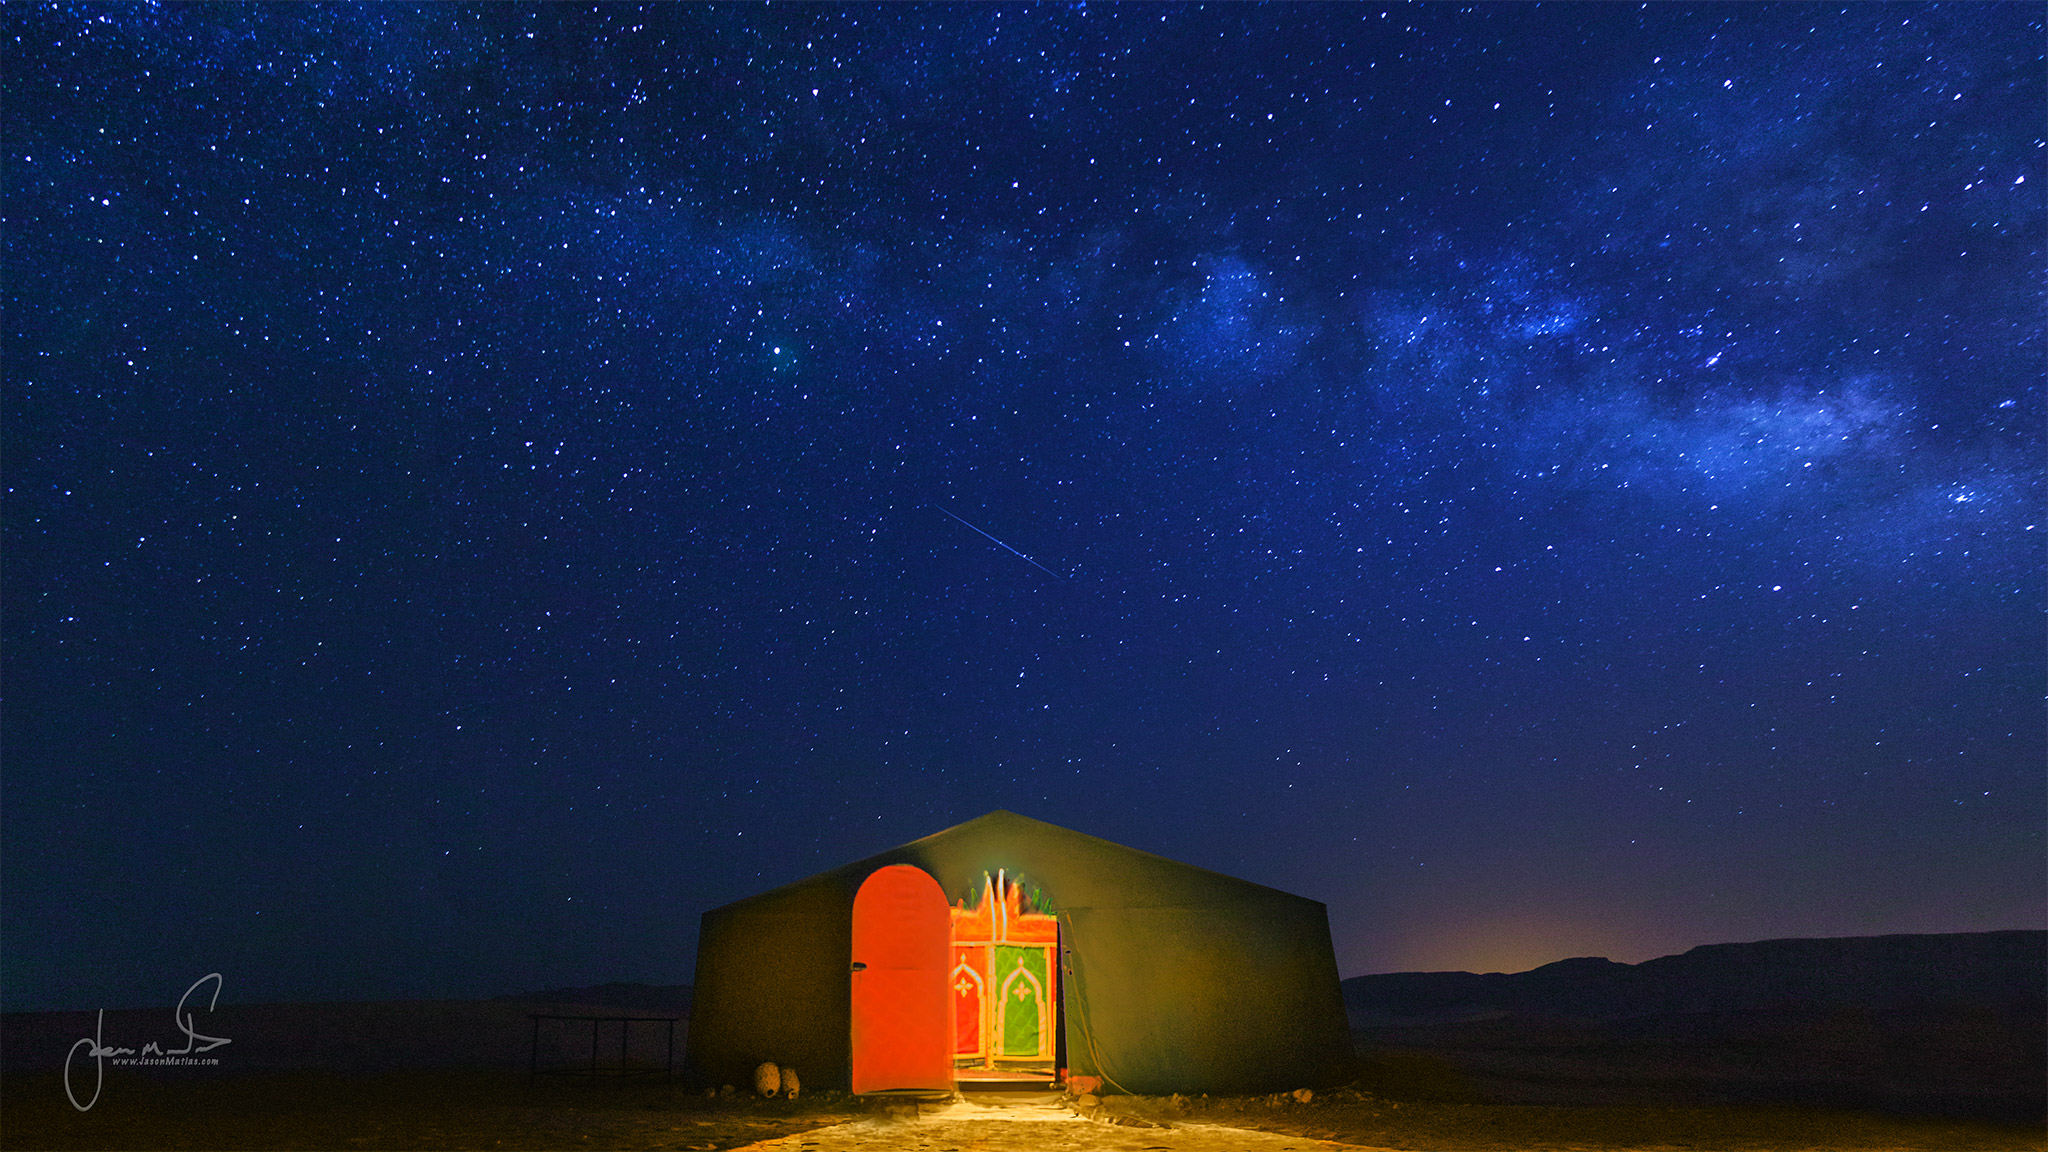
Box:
[687,810,1354,1095]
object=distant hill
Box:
[1343,930,2045,1026]
[491,982,692,1014]
[1342,930,2045,1123]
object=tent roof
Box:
[708,809,1324,916]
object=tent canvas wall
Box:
[687,810,1354,1095]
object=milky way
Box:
[6,4,2040,1010]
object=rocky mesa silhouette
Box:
[1341,930,2045,1123]
[1342,929,2044,1025]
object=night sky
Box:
[6,4,2042,1014]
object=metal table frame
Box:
[527,1013,679,1081]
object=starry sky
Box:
[6,4,2042,1013]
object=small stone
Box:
[719,1084,737,1098]
[1292,1088,1314,1104]
[753,1061,781,1097]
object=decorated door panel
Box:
[993,944,1049,1057]
[948,871,1057,1079]
[950,952,987,1057]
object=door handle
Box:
[849,962,867,972]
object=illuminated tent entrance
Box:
[688,811,1354,1096]
[845,863,1062,1092]
[946,869,1059,1083]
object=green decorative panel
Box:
[994,944,1050,1057]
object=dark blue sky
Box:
[6,3,2041,1013]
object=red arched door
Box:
[850,864,953,1093]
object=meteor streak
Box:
[934,507,1065,580]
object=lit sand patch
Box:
[729,1096,1386,1151]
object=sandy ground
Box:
[726,1095,1377,1152]
[3,1071,2041,1152]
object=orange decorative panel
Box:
[948,870,1058,1076]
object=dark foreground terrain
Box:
[0,1071,850,1151]
[5,933,2040,1149]
[3,1071,2043,1151]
